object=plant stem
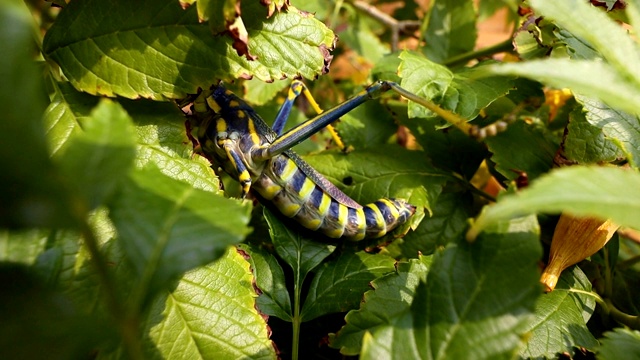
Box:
[291,270,303,360]
[568,289,640,330]
[443,39,515,67]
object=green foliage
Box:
[4,0,640,359]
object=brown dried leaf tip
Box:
[540,213,619,292]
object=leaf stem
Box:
[443,39,515,67]
[604,299,640,330]
[567,289,640,330]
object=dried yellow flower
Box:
[540,213,619,292]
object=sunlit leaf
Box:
[468,166,640,240]
[43,0,335,100]
[108,167,252,306]
[142,248,276,359]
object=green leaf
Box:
[573,95,640,168]
[264,207,336,279]
[0,1,74,228]
[120,97,221,192]
[238,243,293,321]
[363,215,542,359]
[0,264,109,360]
[339,15,389,64]
[242,79,291,106]
[564,105,624,164]
[388,191,472,258]
[484,121,559,182]
[398,51,454,118]
[396,113,487,179]
[0,230,49,264]
[108,166,252,306]
[528,0,640,86]
[519,266,597,358]
[360,311,417,359]
[468,166,640,240]
[449,64,516,120]
[44,82,100,156]
[302,145,451,216]
[597,328,640,360]
[399,52,514,120]
[45,83,220,192]
[422,0,477,64]
[337,100,398,150]
[58,99,137,209]
[43,0,335,100]
[329,257,431,355]
[301,251,396,321]
[485,58,640,117]
[142,247,276,359]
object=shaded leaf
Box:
[397,113,487,179]
[364,215,542,359]
[57,99,137,209]
[484,59,640,117]
[388,191,472,258]
[338,100,398,150]
[0,264,110,360]
[422,0,477,63]
[142,247,276,359]
[597,328,640,360]
[468,166,640,240]
[303,145,451,216]
[519,266,597,358]
[484,121,558,182]
[329,257,431,355]
[301,251,396,321]
[238,243,292,321]
[574,95,640,168]
[43,0,335,100]
[264,207,336,279]
[0,2,74,228]
[565,106,624,164]
[108,166,252,306]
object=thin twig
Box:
[350,0,420,52]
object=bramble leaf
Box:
[43,0,335,100]
[239,243,293,321]
[141,248,276,359]
[329,257,431,355]
[468,166,640,240]
[108,167,252,306]
[0,2,74,228]
[362,215,542,359]
[422,0,477,64]
[597,328,640,360]
[303,145,451,216]
[519,266,598,358]
[301,251,396,321]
